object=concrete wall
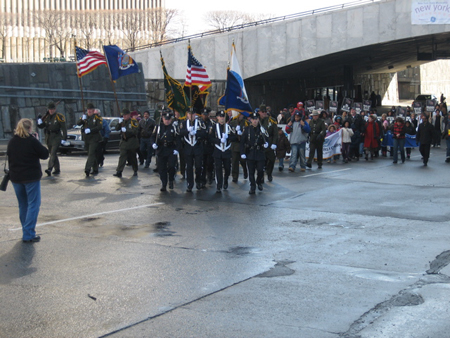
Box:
[0,63,147,139]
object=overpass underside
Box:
[245,32,450,108]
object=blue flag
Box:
[103,45,140,81]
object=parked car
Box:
[59,117,123,154]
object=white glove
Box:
[84,128,91,134]
[188,126,194,132]
[37,118,43,125]
[222,133,228,139]
[82,114,87,120]
[221,138,226,144]
[271,144,277,150]
[236,125,241,132]
[173,150,179,155]
[237,131,242,136]
[241,154,246,159]
[119,118,123,123]
[264,142,269,148]
[189,130,196,136]
[152,143,158,149]
[121,127,126,132]
[60,140,68,146]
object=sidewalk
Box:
[0,139,8,156]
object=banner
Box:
[381,131,418,148]
[306,130,342,160]
[412,0,450,24]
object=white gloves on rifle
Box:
[222,133,228,139]
[241,154,246,159]
[173,150,179,155]
[37,118,43,125]
[60,140,69,146]
[271,144,277,150]
[84,128,91,134]
[188,126,194,132]
[221,138,226,144]
[264,142,269,148]
[152,143,158,149]
[82,114,87,120]
[119,118,123,123]
[236,125,241,132]
[237,130,242,136]
[121,127,126,132]
[189,130,196,136]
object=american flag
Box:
[185,45,211,93]
[75,46,107,77]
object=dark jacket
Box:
[240,124,268,161]
[416,121,434,145]
[7,135,49,183]
[276,132,291,159]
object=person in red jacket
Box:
[363,114,380,160]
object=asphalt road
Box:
[1,148,450,338]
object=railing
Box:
[131,0,379,52]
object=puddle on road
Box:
[349,269,419,282]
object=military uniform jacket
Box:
[151,123,179,156]
[229,117,248,152]
[209,122,237,159]
[309,118,327,143]
[77,115,103,143]
[139,118,156,139]
[116,118,139,149]
[179,117,207,156]
[203,119,215,155]
[37,112,67,141]
[260,116,278,147]
[240,124,268,161]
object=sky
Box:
[165,0,365,35]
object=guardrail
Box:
[131,0,379,52]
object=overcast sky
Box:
[165,0,365,35]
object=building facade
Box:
[0,0,164,63]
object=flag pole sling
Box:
[102,46,121,116]
[74,39,86,112]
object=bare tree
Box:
[0,12,13,61]
[147,8,179,43]
[73,11,98,50]
[34,10,73,58]
[204,10,274,32]
[99,10,120,46]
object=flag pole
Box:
[188,41,193,114]
[102,45,121,116]
[74,38,86,113]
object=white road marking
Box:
[303,168,351,178]
[9,202,164,231]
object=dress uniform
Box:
[151,112,180,191]
[37,101,67,176]
[258,105,278,182]
[77,103,103,177]
[229,112,249,183]
[240,112,269,194]
[201,108,215,187]
[179,110,207,192]
[113,109,139,177]
[209,111,237,193]
[306,110,327,169]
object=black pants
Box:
[185,153,203,189]
[265,149,276,177]
[201,152,215,184]
[96,138,108,166]
[307,141,324,166]
[247,159,264,189]
[231,150,247,180]
[419,144,431,164]
[157,153,177,187]
[214,157,231,189]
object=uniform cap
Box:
[218,111,226,117]
[47,101,56,109]
[121,108,131,116]
[250,112,259,119]
[86,103,95,109]
[162,112,172,120]
[259,104,266,112]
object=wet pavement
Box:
[1,147,450,337]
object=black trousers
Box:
[201,152,215,184]
[247,159,264,189]
[264,149,276,177]
[419,143,431,163]
[157,153,177,187]
[185,153,203,189]
[307,141,324,166]
[214,156,231,189]
[231,150,247,180]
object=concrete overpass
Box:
[131,0,450,109]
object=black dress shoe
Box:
[318,165,322,169]
[196,183,202,189]
[249,188,255,195]
[85,171,90,177]
[186,187,193,192]
[113,172,122,178]
[232,178,237,183]
[52,170,60,175]
[268,175,273,182]
[243,172,248,179]
[160,186,167,192]
[216,188,221,193]
[23,235,40,243]
[223,181,228,190]
[45,169,52,176]
[257,184,263,191]
[92,170,99,175]
[306,163,312,168]
[169,181,174,189]
[133,171,138,176]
